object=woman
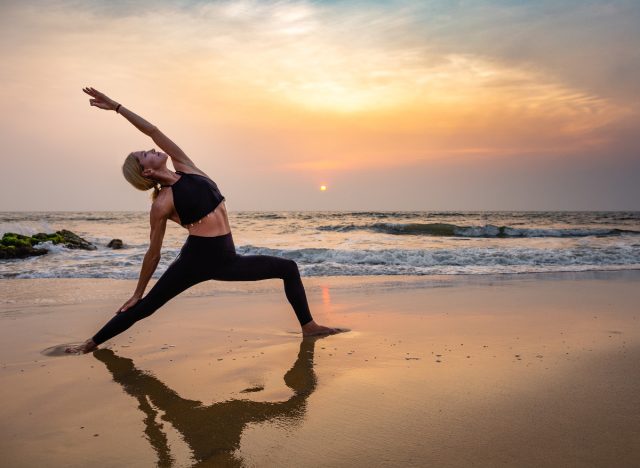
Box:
[66,87,345,354]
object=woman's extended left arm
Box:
[117,202,168,314]
[82,86,197,170]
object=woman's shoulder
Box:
[176,164,210,178]
[151,190,174,218]
[177,168,215,182]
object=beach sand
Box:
[1,271,639,467]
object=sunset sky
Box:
[1,0,638,211]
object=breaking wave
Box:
[317,222,640,238]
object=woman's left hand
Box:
[117,294,142,314]
[83,86,119,111]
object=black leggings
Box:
[92,232,313,345]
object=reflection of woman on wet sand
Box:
[94,338,321,466]
[67,87,346,354]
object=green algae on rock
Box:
[0,230,96,259]
[53,230,96,250]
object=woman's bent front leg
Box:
[92,256,204,346]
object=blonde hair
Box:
[122,152,160,201]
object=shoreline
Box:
[2,268,640,302]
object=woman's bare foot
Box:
[65,339,98,355]
[301,320,349,337]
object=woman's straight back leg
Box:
[209,253,313,327]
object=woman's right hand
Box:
[117,294,142,314]
[83,86,119,111]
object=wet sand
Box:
[1,271,639,467]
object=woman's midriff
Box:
[183,202,231,237]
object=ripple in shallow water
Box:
[41,343,90,357]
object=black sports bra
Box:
[162,171,225,226]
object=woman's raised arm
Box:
[149,128,197,171]
[83,87,197,170]
[83,87,155,135]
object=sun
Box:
[320,185,327,191]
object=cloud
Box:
[0,0,638,210]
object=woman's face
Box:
[134,148,168,172]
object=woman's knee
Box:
[280,258,300,279]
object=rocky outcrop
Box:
[107,239,123,249]
[54,230,97,250]
[0,230,96,260]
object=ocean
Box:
[1,211,639,279]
